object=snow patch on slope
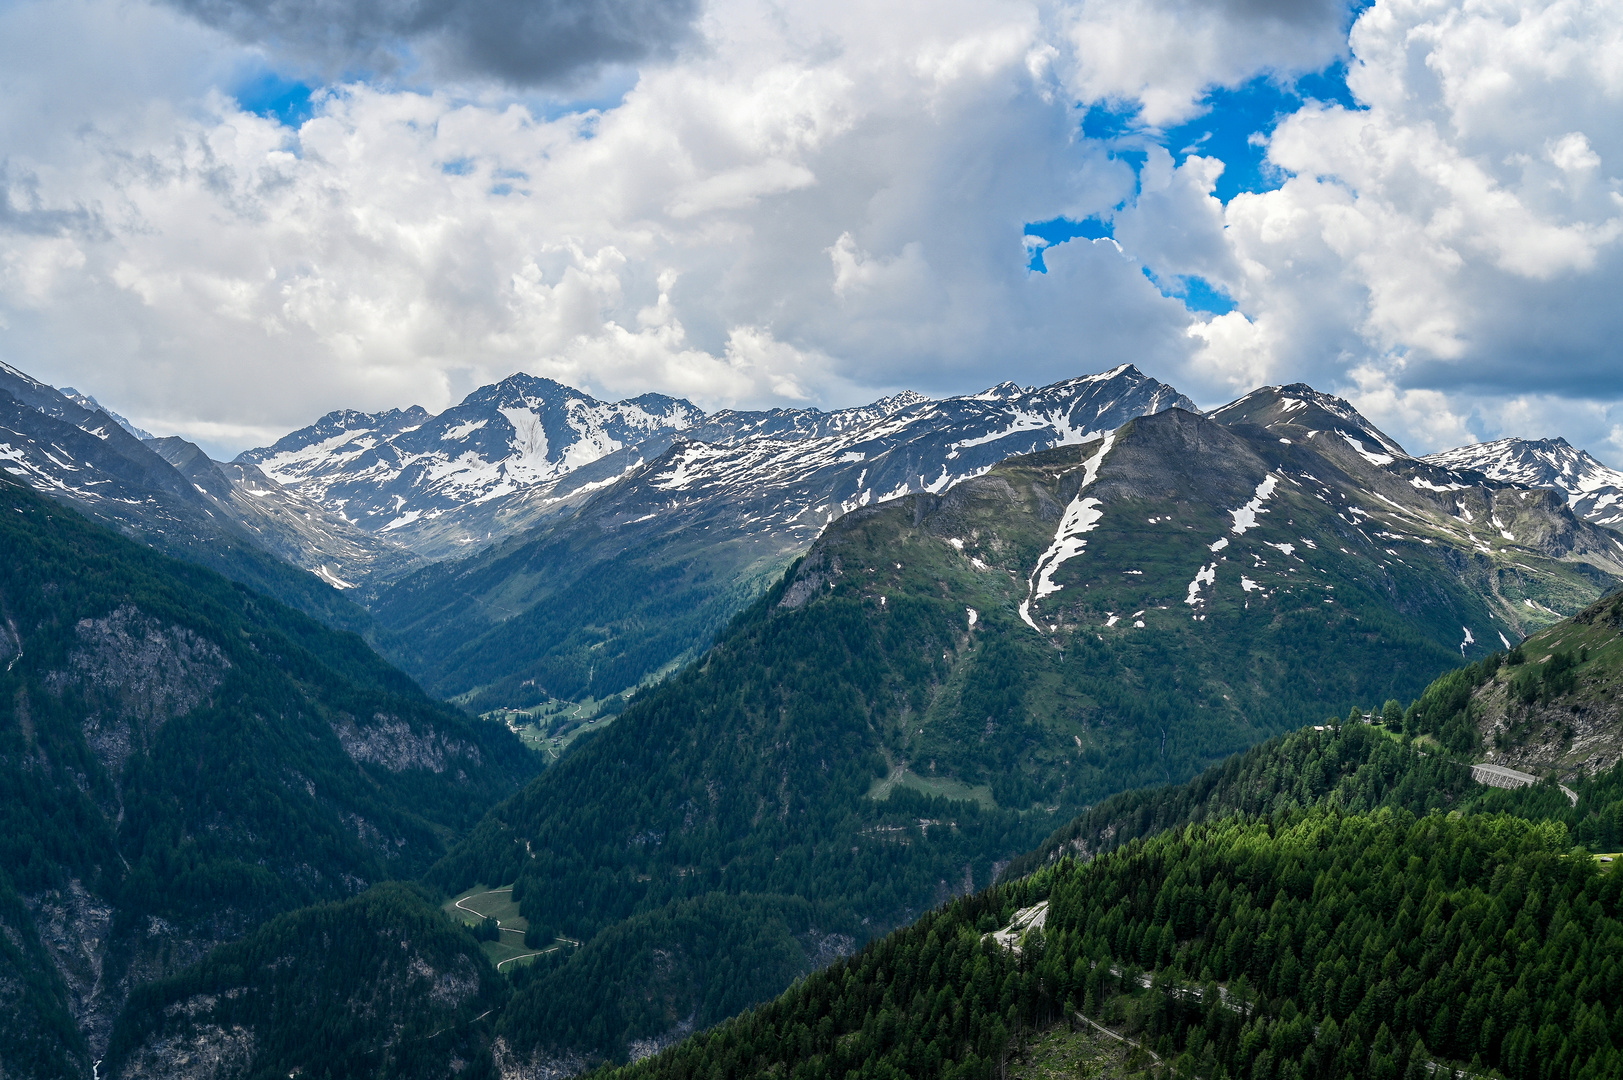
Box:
[1230,474,1279,534]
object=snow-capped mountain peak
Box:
[237,374,704,545]
[57,387,155,441]
[1423,437,1623,528]
[616,363,1197,538]
[1208,383,1409,459]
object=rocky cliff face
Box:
[1469,591,1623,781]
[56,606,230,782]
[330,712,483,775]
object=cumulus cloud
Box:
[0,0,1204,452]
[0,0,1619,466]
[1057,0,1353,124]
[162,0,701,85]
[1107,0,1623,459]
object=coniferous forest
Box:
[610,802,1623,1080]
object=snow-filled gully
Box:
[1020,434,1114,632]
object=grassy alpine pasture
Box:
[442,884,579,970]
[869,764,998,810]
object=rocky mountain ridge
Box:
[1424,435,1623,528]
[0,362,408,627]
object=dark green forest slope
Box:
[98,670,1623,1079]
[103,883,505,1080]
[614,805,1623,1080]
[0,473,538,1075]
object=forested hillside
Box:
[0,473,538,1073]
[1406,587,1623,782]
[613,805,1623,1080]
[86,660,1623,1079]
[103,884,505,1080]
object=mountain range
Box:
[12,355,1623,725]
[362,366,1198,709]
[234,371,1194,563]
[5,353,1623,1079]
[392,394,1619,1068]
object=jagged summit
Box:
[236,376,704,555]
[58,387,154,440]
[1424,436,1623,528]
[1208,383,1408,457]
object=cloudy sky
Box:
[0,0,1618,461]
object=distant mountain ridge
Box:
[237,375,706,558]
[0,362,411,626]
[236,368,1196,563]
[364,365,1198,708]
[1424,436,1623,528]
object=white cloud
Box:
[1056,0,1351,125]
[0,0,1619,470]
[0,0,1201,455]
[1110,0,1623,461]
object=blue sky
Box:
[1026,60,1363,317]
[236,71,316,128]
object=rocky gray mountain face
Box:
[1424,435,1623,528]
[0,362,405,630]
[57,388,154,441]
[143,436,419,589]
[363,365,1198,709]
[0,474,537,1074]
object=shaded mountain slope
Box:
[0,473,538,1071]
[104,884,504,1080]
[0,363,378,632]
[103,644,1623,1079]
